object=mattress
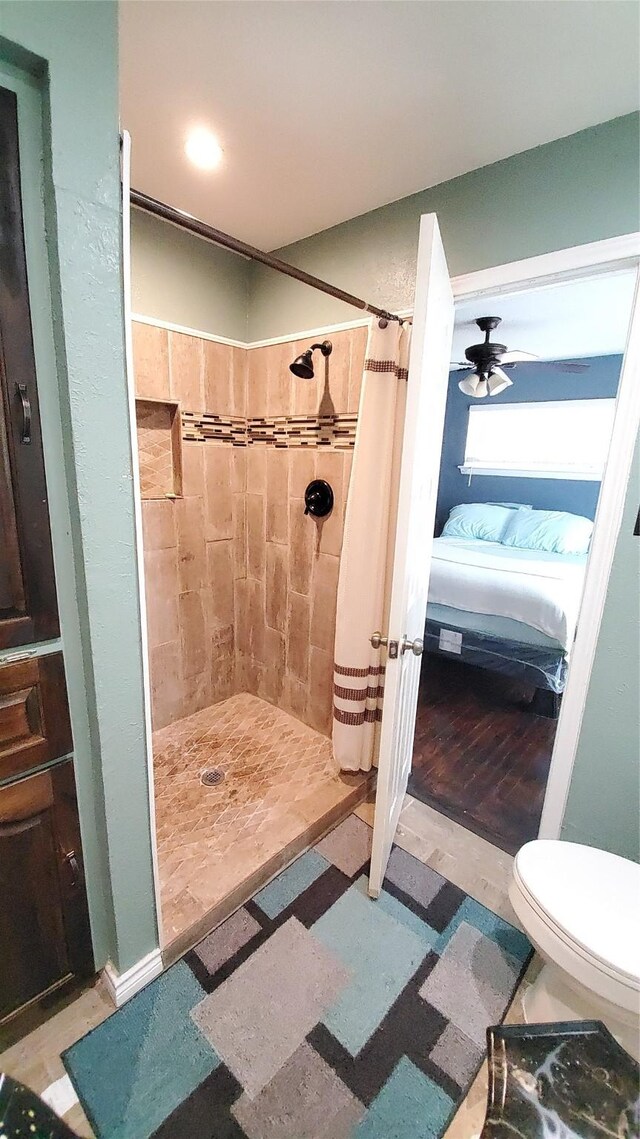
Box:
[427,537,587,650]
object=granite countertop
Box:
[482,1020,639,1139]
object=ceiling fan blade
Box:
[527,359,591,373]
[451,362,473,370]
[555,360,590,373]
[500,350,539,363]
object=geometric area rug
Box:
[63,815,531,1139]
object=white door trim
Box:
[444,233,640,842]
[452,232,640,301]
[122,133,164,948]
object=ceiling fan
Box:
[453,316,589,398]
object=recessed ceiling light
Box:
[185,127,223,171]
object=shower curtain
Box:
[333,318,411,773]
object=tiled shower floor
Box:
[153,693,367,953]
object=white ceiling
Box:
[452,270,637,364]
[119,1,639,251]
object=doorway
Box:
[369,219,640,892]
[407,271,634,853]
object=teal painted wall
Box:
[561,437,640,862]
[131,208,250,341]
[248,114,640,340]
[0,2,158,971]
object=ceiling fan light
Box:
[473,378,489,399]
[458,373,479,396]
[488,367,513,396]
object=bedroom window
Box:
[460,398,616,481]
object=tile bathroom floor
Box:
[154,692,366,953]
[0,792,534,1139]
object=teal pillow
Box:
[502,509,593,555]
[441,503,515,543]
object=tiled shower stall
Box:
[133,320,370,950]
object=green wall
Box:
[248,114,640,340]
[561,438,640,861]
[131,208,249,341]
[0,1,158,971]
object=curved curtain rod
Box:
[130,188,403,328]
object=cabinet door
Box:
[0,84,59,649]
[0,763,93,1023]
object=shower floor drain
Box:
[200,768,225,787]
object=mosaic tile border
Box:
[182,412,248,445]
[182,412,357,449]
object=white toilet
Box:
[509,839,640,1060]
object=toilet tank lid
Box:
[514,840,640,982]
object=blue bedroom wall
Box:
[435,355,623,531]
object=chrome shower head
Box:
[289,340,332,379]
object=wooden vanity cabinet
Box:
[0,761,93,1024]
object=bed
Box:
[425,535,588,703]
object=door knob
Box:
[401,635,424,656]
[370,631,398,658]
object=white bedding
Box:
[428,537,587,650]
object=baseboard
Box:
[102,948,163,1008]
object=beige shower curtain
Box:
[333,318,411,772]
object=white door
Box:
[369,214,454,897]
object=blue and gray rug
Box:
[63,815,531,1139]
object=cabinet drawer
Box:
[0,653,72,782]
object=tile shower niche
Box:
[136,397,183,499]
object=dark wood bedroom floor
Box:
[408,654,557,855]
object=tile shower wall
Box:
[239,330,366,735]
[134,322,246,729]
[133,320,367,736]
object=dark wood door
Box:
[0,762,93,1024]
[0,84,59,649]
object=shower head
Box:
[290,349,315,379]
[289,340,332,379]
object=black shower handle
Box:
[304,479,334,518]
[15,382,31,445]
